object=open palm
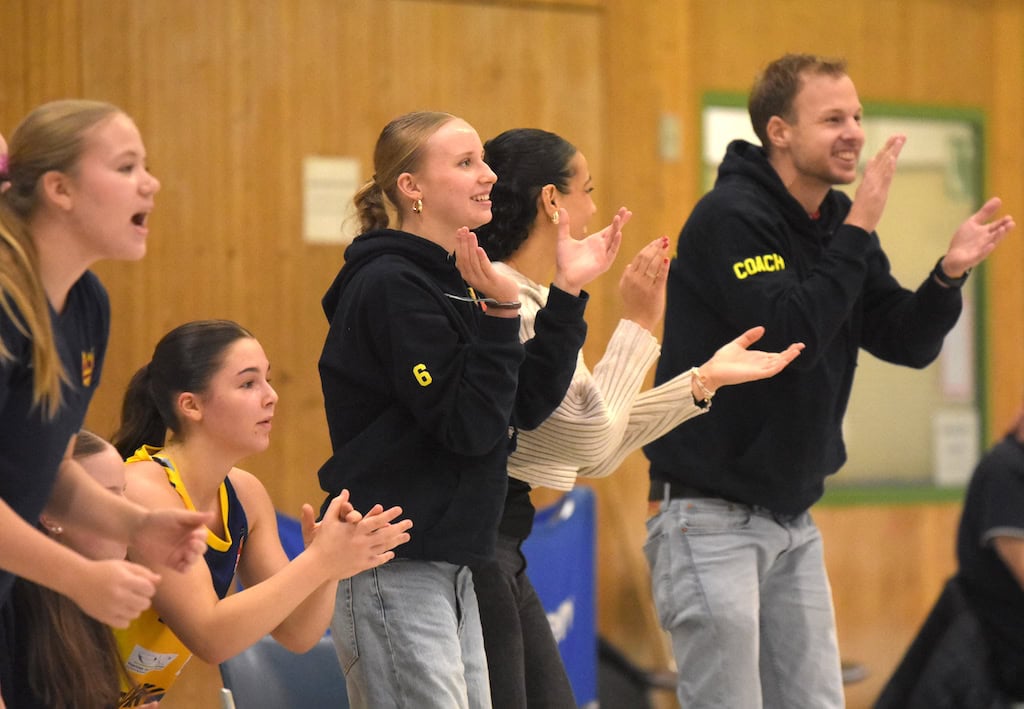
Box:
[554,206,630,293]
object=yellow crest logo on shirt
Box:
[81,350,95,387]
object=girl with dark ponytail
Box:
[109,320,412,706]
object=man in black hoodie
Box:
[642,54,1015,708]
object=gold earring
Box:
[412,198,423,214]
[551,211,559,225]
[47,524,63,535]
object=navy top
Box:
[0,271,110,601]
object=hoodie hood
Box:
[322,228,458,317]
[717,139,849,235]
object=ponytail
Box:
[475,128,577,262]
[111,364,167,458]
[362,111,456,233]
[111,320,254,458]
[353,179,391,234]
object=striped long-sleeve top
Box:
[496,262,707,491]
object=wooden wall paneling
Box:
[82,0,243,438]
[1,0,81,127]
[899,1,989,104]
[597,0,699,689]
[689,0,991,107]
[220,0,339,514]
[816,502,961,708]
[985,0,1024,438]
[0,1,26,116]
[21,0,83,104]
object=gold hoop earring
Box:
[412,198,423,214]
[550,211,559,225]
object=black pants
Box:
[472,534,577,709]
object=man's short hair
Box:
[748,53,848,152]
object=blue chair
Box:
[521,486,598,708]
[221,511,349,707]
[219,634,348,709]
[274,510,305,559]
[235,511,305,593]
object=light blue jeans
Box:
[330,559,492,709]
[644,496,844,709]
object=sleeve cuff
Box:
[544,284,589,320]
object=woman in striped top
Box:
[471,128,804,708]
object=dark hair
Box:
[112,319,254,458]
[12,430,129,709]
[748,53,848,152]
[352,111,456,234]
[474,129,577,262]
[11,580,134,709]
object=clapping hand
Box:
[454,227,520,317]
[939,197,1015,278]
[553,207,629,295]
[619,236,670,331]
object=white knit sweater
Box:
[498,263,706,491]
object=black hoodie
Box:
[317,229,586,565]
[644,140,963,514]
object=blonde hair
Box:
[353,111,456,234]
[0,99,122,418]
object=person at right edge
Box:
[952,396,1024,703]
[642,52,1015,709]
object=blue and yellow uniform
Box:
[115,446,248,707]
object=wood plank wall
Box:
[2,1,1021,707]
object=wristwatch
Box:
[932,257,971,288]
